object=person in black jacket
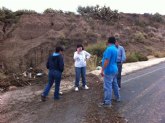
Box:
[41,46,64,101]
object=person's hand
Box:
[85,57,88,61]
[100,69,104,77]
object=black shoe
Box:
[112,98,121,102]
[41,95,46,102]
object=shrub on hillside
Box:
[77,5,119,22]
[126,52,148,62]
[86,42,106,58]
[14,10,37,16]
[87,55,98,71]
[44,8,56,13]
[43,8,63,14]
[86,42,106,65]
[152,13,164,23]
[153,51,165,58]
[136,53,148,61]
[0,7,14,22]
[134,19,148,27]
[126,52,139,62]
[0,7,37,23]
[133,32,146,43]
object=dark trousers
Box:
[42,70,62,99]
[117,62,122,88]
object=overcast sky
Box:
[0,0,164,15]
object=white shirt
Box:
[73,50,91,67]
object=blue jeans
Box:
[103,73,120,105]
[42,70,62,99]
[75,67,86,87]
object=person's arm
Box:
[84,51,91,59]
[46,56,50,69]
[73,52,80,61]
[101,49,111,76]
[121,47,126,62]
[59,55,64,72]
[101,59,109,77]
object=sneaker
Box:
[98,102,112,108]
[75,87,79,92]
[59,91,63,95]
[84,85,89,90]
[41,95,46,102]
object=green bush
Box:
[44,8,56,14]
[133,32,146,43]
[0,7,37,23]
[86,42,106,65]
[136,53,148,61]
[152,13,164,23]
[0,7,14,22]
[43,8,63,14]
[126,52,148,62]
[77,5,119,22]
[86,42,106,58]
[126,52,139,62]
[14,10,37,16]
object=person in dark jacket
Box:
[41,46,64,101]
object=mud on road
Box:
[0,74,125,123]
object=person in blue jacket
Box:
[41,46,64,101]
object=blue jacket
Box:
[46,53,64,72]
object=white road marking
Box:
[123,67,165,84]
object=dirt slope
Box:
[0,12,165,88]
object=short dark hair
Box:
[56,46,64,53]
[108,37,116,44]
[76,44,84,50]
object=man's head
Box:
[108,37,116,44]
[55,46,64,54]
[115,37,120,46]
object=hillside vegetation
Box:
[0,6,165,88]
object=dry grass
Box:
[133,31,146,43]
[0,72,7,79]
[87,55,98,71]
[153,51,165,58]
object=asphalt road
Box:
[118,61,165,123]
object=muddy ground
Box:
[0,74,126,123]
